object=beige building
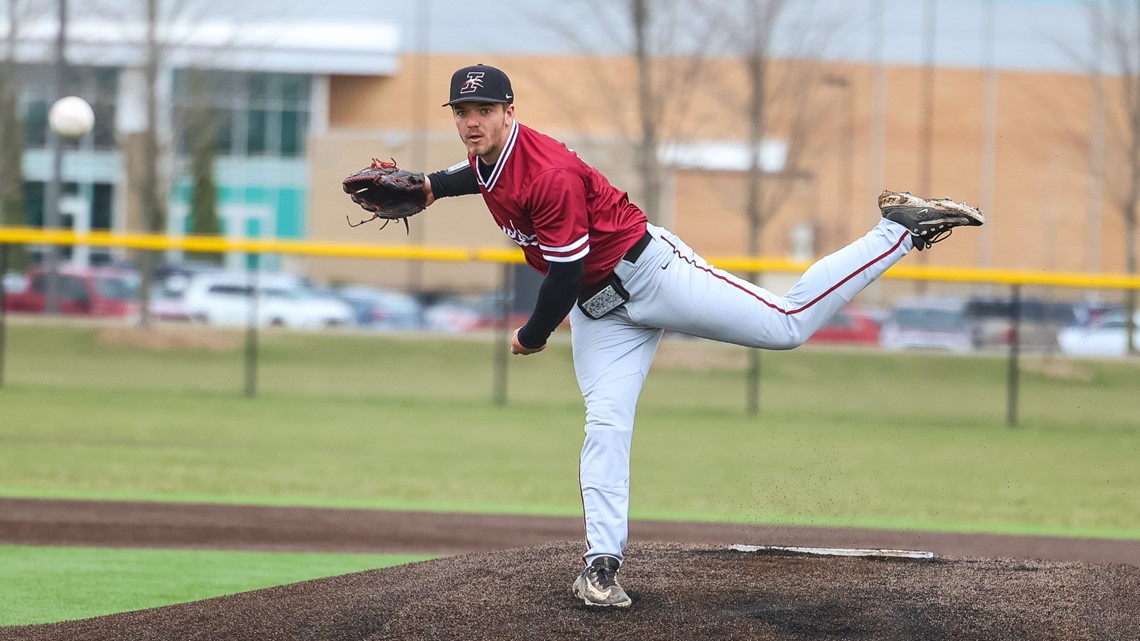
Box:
[310,52,1130,297]
[14,4,1130,303]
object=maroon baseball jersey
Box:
[470,122,647,286]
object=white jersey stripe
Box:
[544,246,590,263]
[540,234,590,253]
[478,121,519,193]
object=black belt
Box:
[621,230,654,264]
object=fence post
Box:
[244,264,259,399]
[1006,284,1021,428]
[0,244,7,389]
[492,262,513,405]
[746,270,762,417]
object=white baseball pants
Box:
[569,219,914,566]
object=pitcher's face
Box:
[451,101,514,163]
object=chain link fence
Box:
[3,228,1139,427]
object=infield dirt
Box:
[3,499,1139,641]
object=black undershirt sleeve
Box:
[427,163,480,198]
[428,159,577,348]
[516,258,585,349]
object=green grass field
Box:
[0,546,432,626]
[1,321,1138,625]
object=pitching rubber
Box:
[730,544,936,560]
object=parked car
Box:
[333,285,425,330]
[271,282,356,328]
[149,280,202,322]
[962,296,1076,352]
[879,298,974,353]
[424,293,532,333]
[1070,301,1122,327]
[147,266,213,323]
[3,265,139,319]
[424,295,487,333]
[154,259,225,284]
[1057,310,1140,358]
[807,305,882,346]
[165,271,353,329]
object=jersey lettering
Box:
[501,220,538,248]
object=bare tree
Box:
[183,68,221,264]
[712,0,843,414]
[80,0,184,324]
[0,0,35,389]
[136,0,165,326]
[712,0,841,256]
[0,0,41,272]
[521,0,724,223]
[87,0,260,325]
[1083,0,1140,354]
[631,0,663,222]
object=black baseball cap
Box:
[443,64,514,107]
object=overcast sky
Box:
[43,0,1101,73]
[391,0,1095,73]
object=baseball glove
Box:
[342,158,427,233]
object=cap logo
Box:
[460,72,485,95]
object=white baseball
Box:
[48,96,96,138]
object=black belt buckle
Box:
[622,230,653,264]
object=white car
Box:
[3,271,27,294]
[1057,311,1140,358]
[171,271,353,329]
[333,285,425,329]
[879,297,974,353]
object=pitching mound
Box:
[6,541,1139,641]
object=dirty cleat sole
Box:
[878,190,984,249]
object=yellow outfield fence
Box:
[2,226,1137,427]
[2,226,1139,290]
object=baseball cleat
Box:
[572,556,632,607]
[879,190,985,251]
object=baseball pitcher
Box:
[344,63,984,608]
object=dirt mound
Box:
[6,541,1138,641]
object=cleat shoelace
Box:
[593,565,618,590]
[926,229,952,245]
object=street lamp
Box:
[43,94,94,312]
[48,96,95,139]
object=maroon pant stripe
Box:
[657,230,909,316]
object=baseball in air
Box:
[48,96,96,138]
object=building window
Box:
[172,70,310,159]
[24,100,48,148]
[25,181,114,229]
[23,181,113,264]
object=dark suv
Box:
[963,296,1077,352]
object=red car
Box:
[3,265,140,319]
[807,306,882,345]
